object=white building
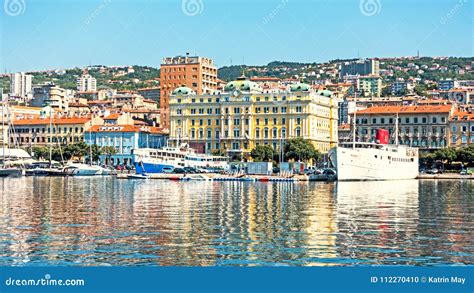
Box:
[10,72,33,100]
[77,74,97,92]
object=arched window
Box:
[272,127,278,138]
[264,127,269,138]
[255,128,260,138]
[191,128,196,139]
[295,127,301,137]
[281,127,287,139]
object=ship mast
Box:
[352,90,357,149]
[395,112,399,145]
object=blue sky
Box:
[0,0,472,72]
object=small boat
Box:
[0,168,24,177]
[63,163,103,176]
[127,173,150,179]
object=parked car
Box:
[173,168,186,174]
[426,169,439,174]
[460,170,468,175]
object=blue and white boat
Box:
[132,144,229,174]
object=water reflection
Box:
[0,178,472,266]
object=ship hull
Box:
[329,145,419,181]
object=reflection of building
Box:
[449,111,474,146]
[160,54,218,128]
[169,76,338,156]
[356,104,453,149]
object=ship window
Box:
[374,155,377,158]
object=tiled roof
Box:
[13,117,91,125]
[357,105,453,115]
[450,111,474,121]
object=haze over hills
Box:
[1,56,473,94]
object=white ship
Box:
[132,144,229,174]
[329,142,419,181]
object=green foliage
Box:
[421,145,474,169]
[284,138,321,162]
[250,144,274,161]
[211,149,227,157]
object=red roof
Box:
[250,77,280,82]
[357,105,453,115]
[450,111,474,121]
[14,117,91,125]
[104,113,121,120]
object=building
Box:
[358,75,382,97]
[391,78,413,95]
[338,99,356,125]
[355,105,454,150]
[30,83,69,111]
[138,87,161,104]
[338,123,351,144]
[77,74,97,92]
[10,72,32,100]
[449,111,474,146]
[160,54,218,128]
[438,79,458,91]
[169,76,338,158]
[10,116,103,147]
[85,124,167,166]
[340,59,379,77]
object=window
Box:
[405,118,410,123]
[381,118,385,124]
[207,129,212,138]
[264,128,269,138]
[272,128,278,138]
[255,128,260,138]
[282,118,286,124]
[462,136,467,144]
[297,117,301,125]
[281,107,287,113]
[462,125,467,132]
[215,130,220,139]
[452,135,457,143]
[273,118,277,125]
[414,117,418,123]
[432,117,437,123]
[296,106,302,113]
[295,127,301,137]
[234,129,240,137]
[452,126,457,132]
[234,118,240,125]
[234,107,240,114]
[256,118,260,125]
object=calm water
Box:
[0,177,473,266]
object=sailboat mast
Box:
[49,104,53,167]
[89,129,92,165]
[1,97,5,167]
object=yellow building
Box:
[169,76,338,157]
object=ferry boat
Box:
[132,144,229,174]
[329,141,419,181]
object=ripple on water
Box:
[0,177,473,266]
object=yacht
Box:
[63,163,105,176]
[132,144,229,174]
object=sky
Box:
[0,0,472,72]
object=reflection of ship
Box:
[329,141,419,181]
[132,144,229,174]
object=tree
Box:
[434,147,457,166]
[456,145,474,167]
[212,149,227,157]
[250,145,274,161]
[284,138,321,162]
